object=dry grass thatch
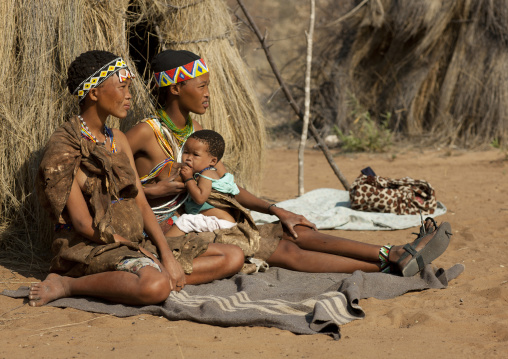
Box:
[0,0,265,265]
[309,0,508,147]
[134,0,266,187]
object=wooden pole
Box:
[298,0,315,196]
[236,0,351,190]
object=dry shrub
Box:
[311,0,508,147]
[0,0,265,266]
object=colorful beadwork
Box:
[194,166,217,180]
[79,115,117,153]
[156,109,194,149]
[379,244,393,273]
[54,223,72,231]
[118,69,134,83]
[73,57,134,102]
[144,118,175,159]
[154,58,208,87]
[140,157,174,185]
[111,197,124,205]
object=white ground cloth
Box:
[251,188,447,231]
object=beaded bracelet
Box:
[184,178,194,183]
[267,203,277,213]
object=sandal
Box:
[398,221,452,277]
[412,214,438,241]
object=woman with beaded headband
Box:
[29,50,244,307]
[127,49,452,277]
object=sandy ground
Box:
[1,146,507,358]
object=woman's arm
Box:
[66,175,131,244]
[214,161,317,238]
[116,130,186,290]
[142,180,186,199]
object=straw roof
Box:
[309,0,508,147]
[0,0,265,261]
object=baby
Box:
[166,129,239,236]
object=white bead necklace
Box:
[78,115,107,145]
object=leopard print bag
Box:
[349,168,437,215]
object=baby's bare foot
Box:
[29,273,70,307]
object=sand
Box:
[1,146,507,358]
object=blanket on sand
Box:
[251,188,447,231]
[2,264,464,340]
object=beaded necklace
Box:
[156,109,193,149]
[194,166,217,180]
[139,157,174,185]
[79,115,117,153]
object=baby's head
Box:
[182,130,225,173]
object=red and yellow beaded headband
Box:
[154,58,208,87]
[72,57,135,102]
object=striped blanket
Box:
[2,264,464,339]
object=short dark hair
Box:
[67,50,119,96]
[189,130,225,161]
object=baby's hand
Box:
[180,165,193,180]
[167,162,183,181]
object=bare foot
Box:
[29,273,71,307]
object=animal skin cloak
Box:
[37,116,208,276]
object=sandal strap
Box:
[400,243,426,271]
[416,253,425,270]
[403,243,417,256]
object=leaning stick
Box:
[236,0,351,190]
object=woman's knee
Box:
[282,225,315,244]
[223,244,245,274]
[137,269,171,304]
[268,240,305,269]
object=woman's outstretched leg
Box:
[283,226,382,262]
[286,218,438,260]
[275,219,450,275]
[185,243,244,285]
[267,239,380,273]
[29,266,171,307]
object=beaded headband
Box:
[154,58,208,87]
[72,57,135,102]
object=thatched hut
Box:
[0,0,265,265]
[303,0,508,147]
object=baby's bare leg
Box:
[200,208,235,222]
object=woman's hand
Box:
[113,234,131,244]
[160,256,186,292]
[143,179,186,198]
[271,206,317,238]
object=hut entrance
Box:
[127,3,161,85]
